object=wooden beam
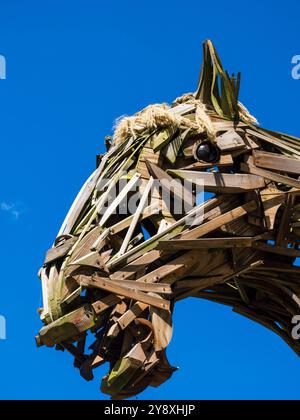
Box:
[178,200,258,240]
[118,177,154,256]
[99,172,141,227]
[105,278,172,294]
[276,193,295,246]
[246,128,300,157]
[146,161,195,211]
[158,237,255,250]
[175,260,263,297]
[253,242,300,258]
[241,162,300,190]
[179,154,234,170]
[117,302,149,330]
[253,150,300,174]
[133,250,200,285]
[168,170,265,193]
[107,196,221,269]
[109,203,159,235]
[110,250,161,280]
[80,275,170,310]
[92,295,122,315]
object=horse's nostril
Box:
[195,140,220,163]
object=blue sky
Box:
[0,0,300,400]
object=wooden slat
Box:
[43,236,77,265]
[146,161,195,211]
[212,120,247,131]
[178,200,258,240]
[253,242,300,258]
[253,150,300,174]
[175,275,229,290]
[110,250,161,280]
[107,197,221,269]
[109,204,159,235]
[260,187,286,230]
[180,154,234,170]
[107,278,172,294]
[168,170,265,193]
[118,177,154,256]
[241,162,300,190]
[99,172,141,227]
[117,302,148,330]
[57,160,107,236]
[92,295,122,314]
[276,193,295,246]
[80,275,170,310]
[175,260,263,298]
[246,128,300,157]
[39,268,51,322]
[134,250,200,285]
[158,237,254,250]
[150,305,173,351]
[216,130,246,152]
[136,138,161,180]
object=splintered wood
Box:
[36,39,300,399]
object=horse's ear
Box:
[195,39,241,121]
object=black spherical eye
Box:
[195,140,220,163]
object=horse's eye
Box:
[195,140,220,163]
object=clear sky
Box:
[0,0,300,400]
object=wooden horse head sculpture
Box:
[36,40,300,399]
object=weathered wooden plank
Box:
[43,236,77,266]
[169,102,196,115]
[241,162,300,189]
[211,120,247,131]
[157,219,171,234]
[134,250,200,285]
[39,267,51,323]
[92,295,122,315]
[136,138,161,180]
[253,150,300,174]
[244,133,260,150]
[168,169,265,193]
[107,196,221,269]
[117,302,149,330]
[150,304,173,351]
[108,204,159,235]
[37,305,96,347]
[57,164,105,237]
[253,242,300,258]
[216,130,246,152]
[276,193,295,246]
[80,275,170,310]
[179,154,234,170]
[175,260,263,298]
[146,161,195,211]
[158,237,254,250]
[118,177,154,256]
[152,128,177,152]
[178,200,258,240]
[246,128,300,157]
[175,275,229,290]
[110,250,161,280]
[99,172,141,227]
[260,187,286,230]
[107,278,172,294]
